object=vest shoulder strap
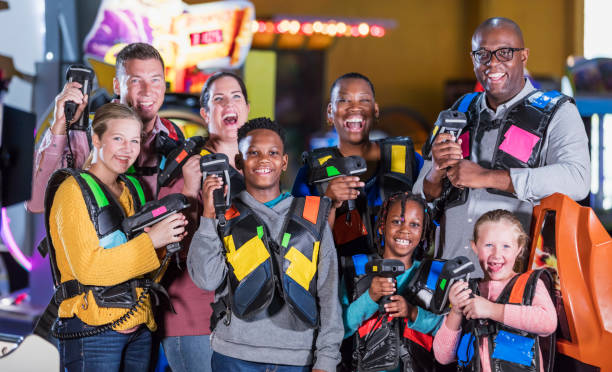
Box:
[285,196,332,239]
[526,90,573,113]
[496,269,551,305]
[119,174,146,210]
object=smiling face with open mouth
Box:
[238,128,288,199]
[381,200,424,265]
[114,58,166,131]
[201,75,250,142]
[472,220,523,282]
[471,24,529,110]
[328,77,379,146]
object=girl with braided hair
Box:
[340,191,442,372]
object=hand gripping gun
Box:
[307,155,367,223]
[200,153,231,226]
[365,259,405,312]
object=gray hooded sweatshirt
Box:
[187,190,343,371]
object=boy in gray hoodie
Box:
[187,117,343,371]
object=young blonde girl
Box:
[433,209,557,372]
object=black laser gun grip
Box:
[64,64,95,130]
[121,193,190,253]
[200,153,231,224]
[365,259,406,312]
[157,136,206,188]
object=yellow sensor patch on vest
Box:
[224,235,270,281]
[390,145,406,174]
[317,155,332,166]
[285,241,320,291]
[372,266,378,272]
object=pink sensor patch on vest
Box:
[152,206,168,217]
[459,132,470,158]
[498,125,541,163]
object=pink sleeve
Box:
[433,316,462,365]
[27,129,90,213]
[502,279,557,336]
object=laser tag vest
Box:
[422,90,573,209]
[219,195,331,328]
[42,168,148,309]
[127,118,185,177]
[303,136,417,258]
[345,254,435,372]
[456,269,556,372]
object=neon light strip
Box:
[1,207,32,272]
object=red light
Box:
[351,25,360,37]
[302,23,314,35]
[370,25,385,37]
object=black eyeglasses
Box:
[471,47,524,64]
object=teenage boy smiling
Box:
[188,118,343,372]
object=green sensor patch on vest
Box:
[257,225,264,239]
[282,233,291,248]
[439,278,447,290]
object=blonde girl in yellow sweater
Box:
[47,103,187,372]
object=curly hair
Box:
[237,117,287,152]
[330,72,375,98]
[375,191,433,260]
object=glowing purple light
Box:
[1,207,32,271]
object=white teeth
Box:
[254,168,271,174]
[223,113,237,119]
[488,72,504,80]
[346,118,362,123]
[140,102,153,107]
[395,238,410,245]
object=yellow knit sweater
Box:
[49,176,160,331]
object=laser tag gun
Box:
[365,259,405,311]
[64,64,95,130]
[122,193,190,254]
[431,110,469,221]
[405,256,474,314]
[155,131,182,159]
[434,109,467,140]
[157,136,206,188]
[307,155,367,221]
[200,153,231,225]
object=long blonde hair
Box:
[83,103,142,169]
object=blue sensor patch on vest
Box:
[458,92,479,113]
[426,260,445,290]
[457,332,475,366]
[491,329,535,366]
[352,254,369,276]
[529,90,561,109]
[99,230,128,249]
[159,156,167,171]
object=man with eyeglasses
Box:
[414,17,590,278]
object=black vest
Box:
[220,196,331,328]
[422,90,573,209]
[43,169,149,309]
[456,269,556,372]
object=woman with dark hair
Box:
[158,71,250,372]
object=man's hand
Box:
[181,155,202,197]
[51,82,88,135]
[447,160,515,193]
[423,133,463,200]
[324,176,364,208]
[368,276,396,303]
